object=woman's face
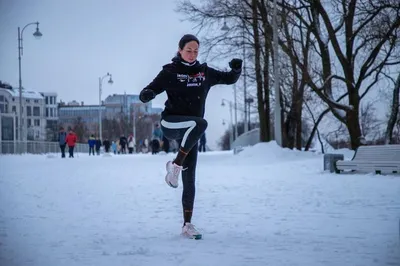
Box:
[179,41,199,63]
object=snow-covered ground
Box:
[0,143,399,266]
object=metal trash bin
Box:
[323,154,344,173]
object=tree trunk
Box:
[280,89,287,147]
[263,50,271,141]
[252,0,268,142]
[385,73,400,144]
[258,0,271,141]
[346,109,362,149]
[262,4,271,141]
[295,81,306,150]
[285,56,298,149]
[284,110,295,149]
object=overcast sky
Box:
[0,0,240,149]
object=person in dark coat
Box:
[95,137,102,155]
[139,34,242,239]
[88,135,96,156]
[119,135,127,154]
[162,135,170,153]
[103,138,111,153]
[198,132,206,152]
[58,127,67,158]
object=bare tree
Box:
[252,0,270,142]
[279,0,400,149]
[359,101,381,139]
[276,4,314,149]
[385,72,400,144]
[177,0,275,142]
[324,122,349,150]
[394,115,400,143]
[304,100,329,151]
[72,117,87,143]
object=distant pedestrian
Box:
[103,138,111,153]
[95,137,102,155]
[111,141,117,154]
[65,129,78,158]
[198,132,206,152]
[88,135,95,156]
[58,127,67,158]
[128,135,135,154]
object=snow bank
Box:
[237,141,356,163]
[1,143,399,266]
[237,141,319,164]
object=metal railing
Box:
[0,141,89,155]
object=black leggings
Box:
[161,115,208,211]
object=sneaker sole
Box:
[165,162,178,188]
[193,234,202,240]
[182,232,202,240]
[165,175,178,188]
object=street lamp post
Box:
[98,73,113,141]
[18,22,42,142]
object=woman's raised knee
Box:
[196,118,208,131]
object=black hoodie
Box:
[141,56,241,118]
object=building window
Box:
[33,106,40,116]
[26,99,30,103]
[46,108,49,117]
[50,97,53,105]
[50,108,53,117]
[34,119,40,126]
[12,106,16,113]
[27,106,32,116]
[45,97,48,104]
[34,100,39,103]
[28,119,32,127]
[1,116,14,141]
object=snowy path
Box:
[0,145,399,266]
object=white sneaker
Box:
[165,161,182,188]
[182,222,202,239]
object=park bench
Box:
[335,144,400,174]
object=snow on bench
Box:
[335,144,400,174]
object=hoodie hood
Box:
[171,55,199,67]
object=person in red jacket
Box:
[65,129,78,158]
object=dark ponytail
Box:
[176,51,181,57]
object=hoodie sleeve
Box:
[141,69,169,95]
[207,67,241,87]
